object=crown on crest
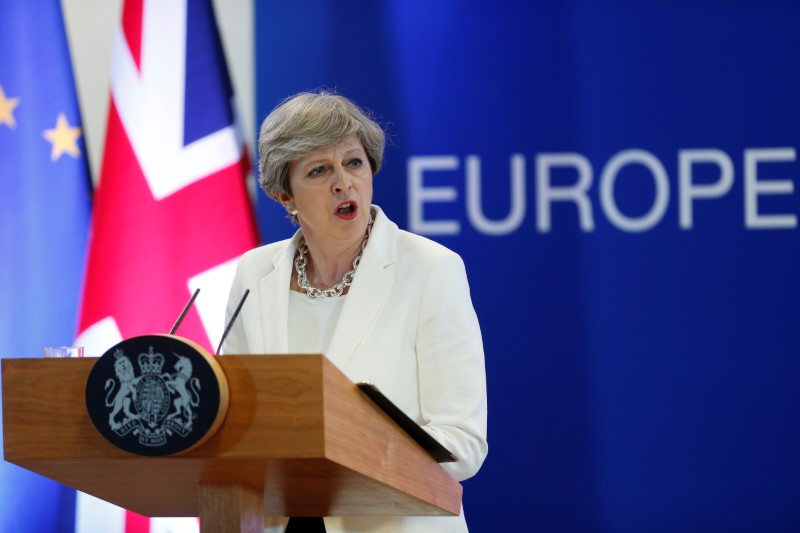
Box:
[138,346,164,374]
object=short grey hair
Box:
[257,91,386,201]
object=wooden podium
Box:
[2,354,461,532]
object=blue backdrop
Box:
[254,1,800,531]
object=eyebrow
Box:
[300,145,366,168]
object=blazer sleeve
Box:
[416,252,489,481]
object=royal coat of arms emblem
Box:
[86,335,228,456]
[105,346,201,446]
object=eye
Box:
[308,165,327,177]
[347,158,364,168]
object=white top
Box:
[287,291,346,354]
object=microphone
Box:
[170,288,200,335]
[215,289,250,355]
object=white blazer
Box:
[222,206,488,533]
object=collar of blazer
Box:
[257,205,398,370]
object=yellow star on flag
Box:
[43,113,82,161]
[0,84,20,128]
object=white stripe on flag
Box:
[188,257,241,351]
[76,492,125,533]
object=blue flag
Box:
[0,1,91,531]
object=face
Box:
[281,135,373,250]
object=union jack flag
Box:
[76,1,259,531]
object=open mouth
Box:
[336,202,358,218]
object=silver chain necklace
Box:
[294,214,374,299]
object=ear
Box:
[274,193,292,209]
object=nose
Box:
[332,166,352,193]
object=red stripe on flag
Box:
[121,0,144,71]
[80,100,258,349]
[125,511,151,533]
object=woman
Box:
[222,91,488,532]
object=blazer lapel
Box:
[256,235,297,354]
[325,206,397,370]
